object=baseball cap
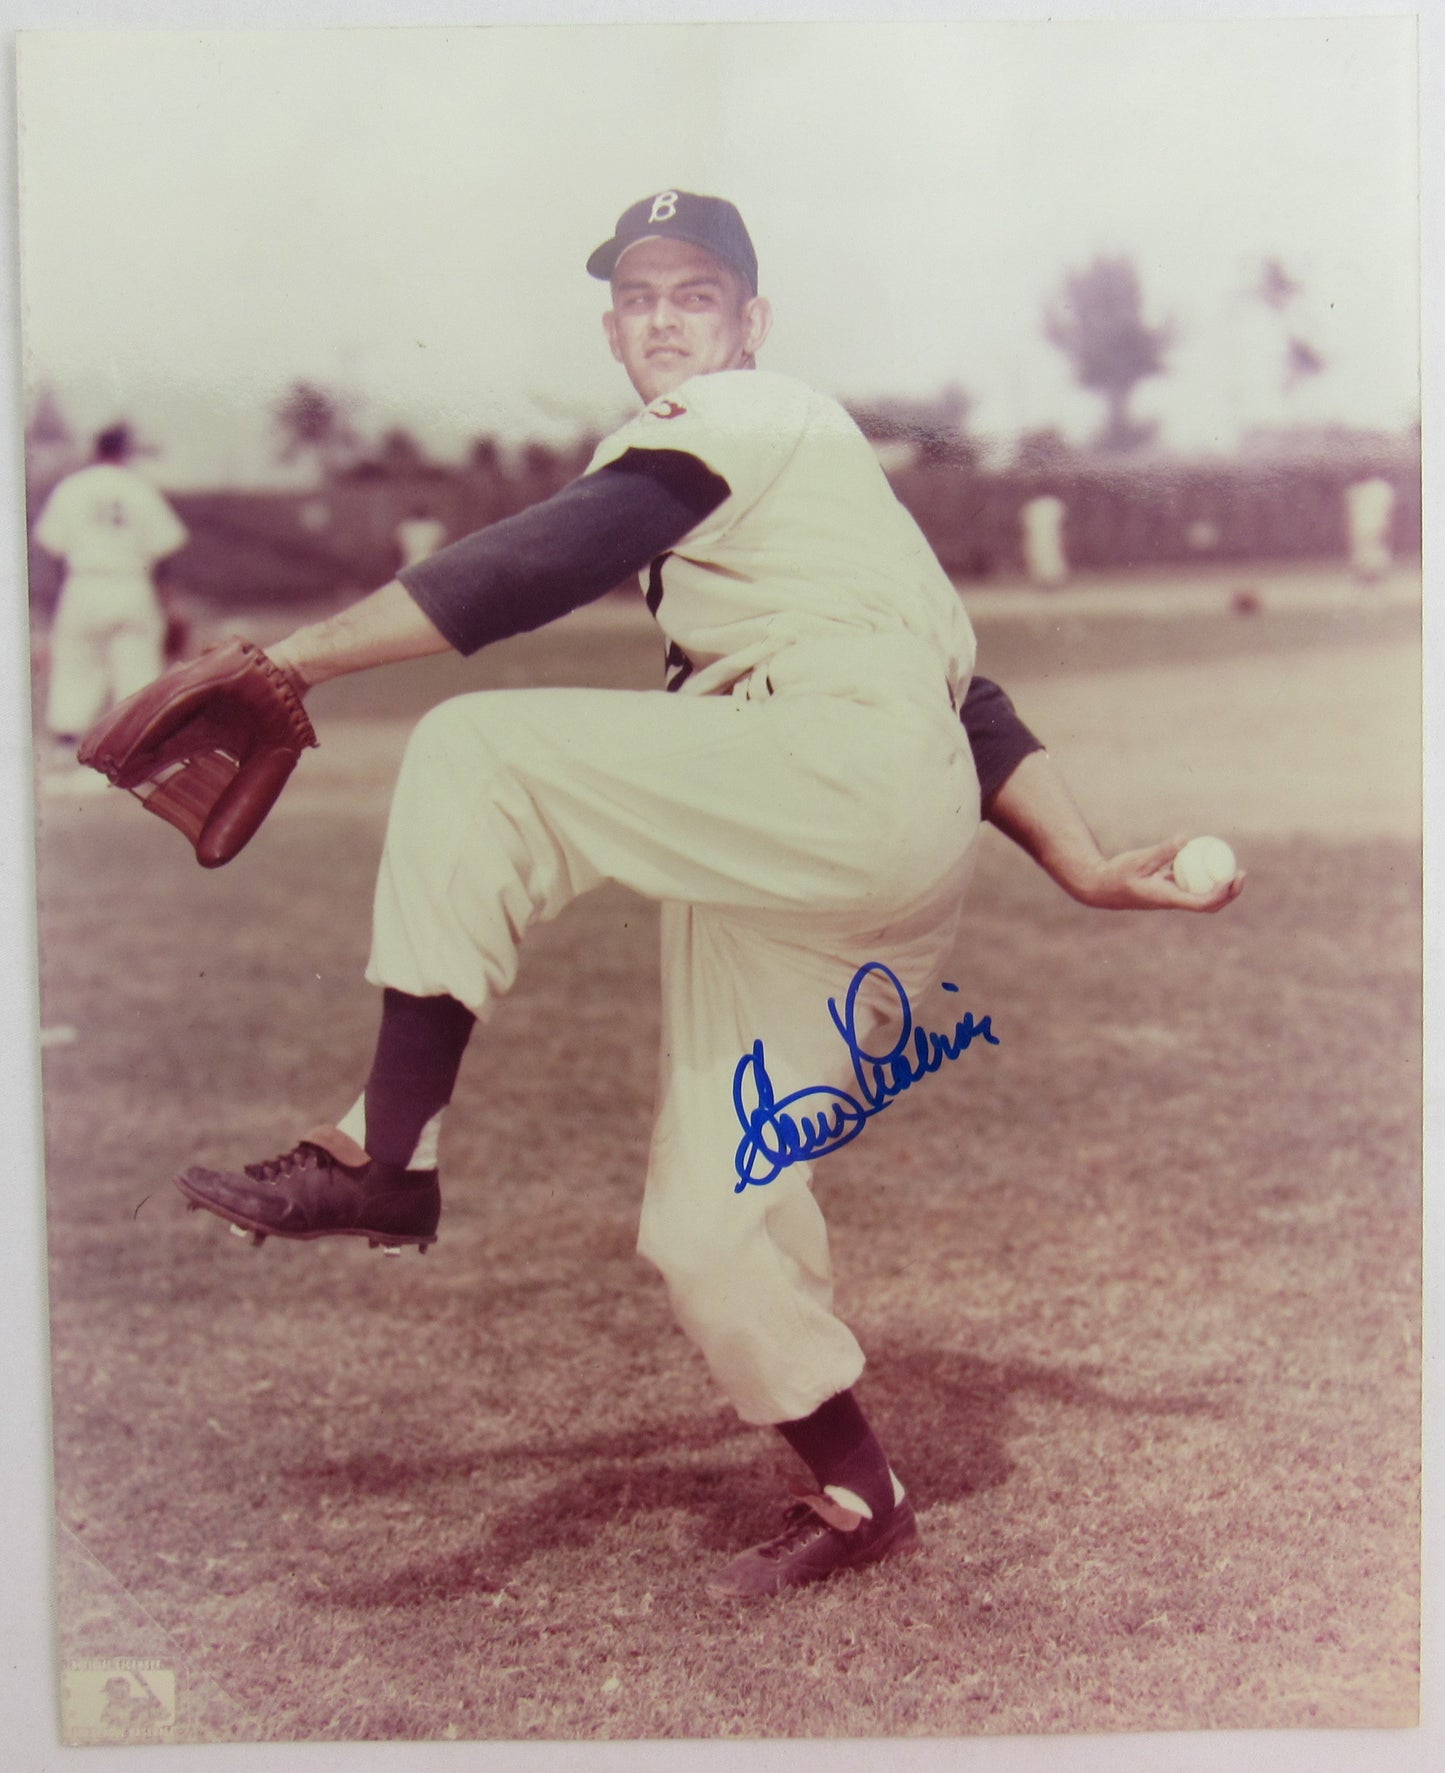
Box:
[586,190,758,294]
[95,423,134,460]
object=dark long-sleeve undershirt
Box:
[959,674,1045,810]
[399,449,728,655]
[398,447,1044,805]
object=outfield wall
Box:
[893,455,1423,578]
[23,449,1423,613]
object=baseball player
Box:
[1344,474,1396,585]
[143,192,1240,1600]
[395,503,449,570]
[34,423,188,754]
[1021,492,1068,588]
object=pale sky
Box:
[16,16,1420,485]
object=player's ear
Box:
[742,296,773,358]
[602,308,623,363]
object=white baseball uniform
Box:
[35,461,188,736]
[1021,494,1067,588]
[395,513,448,570]
[1344,476,1395,582]
[368,369,982,1424]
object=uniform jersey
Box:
[400,384,1041,808]
[585,370,976,701]
[35,463,187,575]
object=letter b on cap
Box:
[648,191,679,224]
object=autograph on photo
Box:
[732,961,998,1191]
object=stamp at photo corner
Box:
[60,1659,177,1745]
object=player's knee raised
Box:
[401,694,497,776]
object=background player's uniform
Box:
[373,368,982,1423]
[1344,475,1395,583]
[1021,493,1068,589]
[395,512,448,570]
[35,461,188,738]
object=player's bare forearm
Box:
[267,580,452,689]
[985,750,1244,913]
[985,751,1103,898]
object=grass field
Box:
[33,569,1421,1745]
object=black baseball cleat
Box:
[707,1492,921,1601]
[174,1125,440,1254]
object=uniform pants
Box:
[46,571,165,737]
[367,634,981,1425]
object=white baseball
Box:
[1172,835,1237,894]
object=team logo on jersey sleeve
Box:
[646,398,688,420]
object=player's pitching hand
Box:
[1077,836,1245,914]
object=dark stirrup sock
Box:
[362,989,476,1168]
[776,1388,897,1521]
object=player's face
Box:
[603,238,772,402]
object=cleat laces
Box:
[243,1142,326,1184]
[761,1501,834,1563]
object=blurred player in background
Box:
[34,423,188,760]
[395,503,448,571]
[1344,474,1395,586]
[1021,492,1068,589]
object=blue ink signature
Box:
[732,962,998,1192]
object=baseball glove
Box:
[77,636,318,868]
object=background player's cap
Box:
[587,191,758,294]
[95,423,134,461]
